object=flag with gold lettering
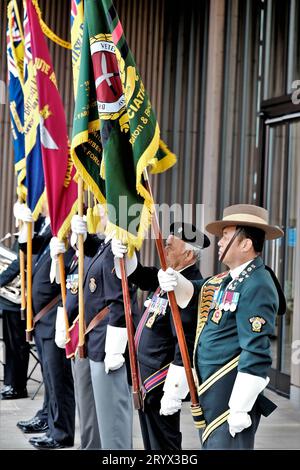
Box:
[85,0,176,254]
[7,0,26,201]
[26,0,77,238]
[71,0,106,206]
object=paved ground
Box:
[1,351,300,451]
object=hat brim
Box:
[202,234,211,248]
[205,220,284,240]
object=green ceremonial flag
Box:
[76,0,176,253]
[71,6,106,205]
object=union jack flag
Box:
[6,0,26,198]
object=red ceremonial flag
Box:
[26,0,77,238]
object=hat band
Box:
[222,213,268,225]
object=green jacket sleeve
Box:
[236,279,278,378]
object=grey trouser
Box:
[89,360,133,450]
[72,356,101,449]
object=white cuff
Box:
[18,223,34,243]
[70,231,87,249]
[55,306,66,348]
[173,271,194,308]
[163,363,189,399]
[105,325,128,355]
[50,259,60,284]
[114,252,138,279]
[229,372,269,412]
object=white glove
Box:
[49,237,66,283]
[104,353,125,374]
[157,268,194,308]
[111,238,128,258]
[158,267,178,291]
[160,395,182,415]
[104,325,128,374]
[111,238,138,279]
[13,201,22,227]
[159,364,189,416]
[16,205,34,243]
[70,215,87,248]
[50,237,66,259]
[13,202,33,223]
[55,306,66,348]
[228,372,269,437]
[228,412,252,437]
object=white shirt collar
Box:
[230,259,254,280]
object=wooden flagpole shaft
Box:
[77,177,86,358]
[119,258,142,410]
[19,248,26,321]
[26,221,33,342]
[58,253,70,342]
[143,174,199,407]
[18,196,27,321]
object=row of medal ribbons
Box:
[212,288,240,313]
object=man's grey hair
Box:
[185,242,202,262]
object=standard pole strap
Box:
[85,306,109,335]
[219,228,243,263]
[33,295,61,325]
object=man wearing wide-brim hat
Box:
[111,222,210,450]
[158,204,286,450]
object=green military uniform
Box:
[192,256,279,449]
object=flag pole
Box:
[26,221,33,342]
[58,253,71,343]
[18,197,27,322]
[119,258,142,410]
[19,236,26,321]
[77,176,86,358]
[143,170,202,421]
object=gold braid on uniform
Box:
[199,355,240,443]
[192,272,237,439]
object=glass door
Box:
[263,119,299,396]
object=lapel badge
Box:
[249,316,266,332]
[89,277,97,293]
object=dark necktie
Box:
[221,273,232,289]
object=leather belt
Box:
[33,295,61,325]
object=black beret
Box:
[169,222,210,249]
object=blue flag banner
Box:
[7,0,26,200]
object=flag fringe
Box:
[150,140,177,174]
[32,190,46,221]
[57,199,79,241]
[104,129,176,254]
[105,201,153,257]
[135,122,160,204]
[32,0,71,50]
[71,129,106,205]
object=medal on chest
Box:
[66,274,79,295]
[210,288,240,324]
[145,294,168,328]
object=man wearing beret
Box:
[112,222,210,450]
[158,204,286,449]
